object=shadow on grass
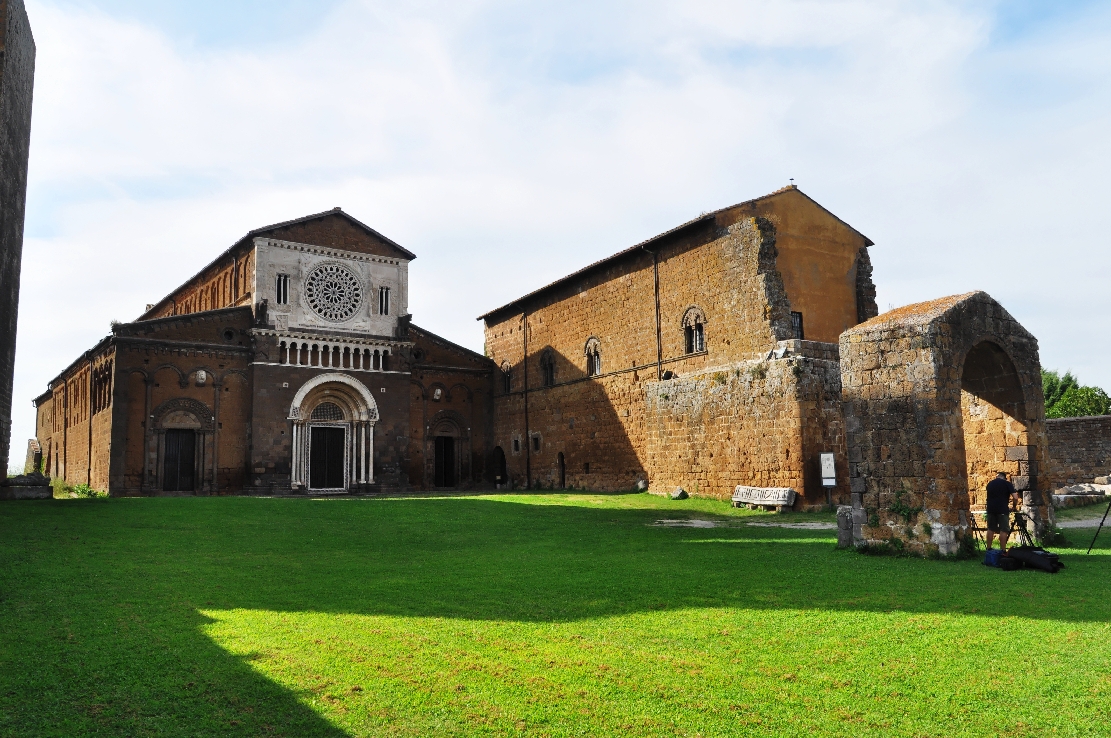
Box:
[2,494,1110,735]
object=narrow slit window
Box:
[791,311,804,340]
[276,274,290,305]
[540,351,555,387]
[379,286,390,316]
[532,436,541,452]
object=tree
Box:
[1041,370,1077,410]
[1043,369,1111,418]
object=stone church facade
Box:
[33,209,494,495]
[34,186,1099,553]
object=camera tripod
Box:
[968,507,1035,550]
[1009,509,1035,549]
[1086,498,1111,554]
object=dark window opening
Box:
[379,286,391,316]
[276,274,290,305]
[532,436,541,452]
[503,367,512,394]
[513,438,520,453]
[684,323,705,353]
[791,311,804,340]
[583,462,590,474]
[540,352,555,387]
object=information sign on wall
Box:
[820,452,836,487]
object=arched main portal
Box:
[289,373,379,492]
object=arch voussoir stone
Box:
[839,291,1051,555]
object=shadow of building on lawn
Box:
[2,495,1109,735]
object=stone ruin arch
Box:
[839,291,1051,555]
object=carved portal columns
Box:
[288,372,380,493]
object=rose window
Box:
[304,263,363,322]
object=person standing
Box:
[985,471,1021,552]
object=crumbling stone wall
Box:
[0,0,34,476]
[643,345,847,508]
[840,292,1050,555]
[1045,416,1111,488]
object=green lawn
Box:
[2,492,1109,737]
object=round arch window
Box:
[310,402,346,421]
[304,263,363,322]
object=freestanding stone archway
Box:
[840,292,1051,555]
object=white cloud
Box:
[10,0,1111,458]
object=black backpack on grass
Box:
[1007,545,1064,573]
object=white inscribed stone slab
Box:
[732,486,796,506]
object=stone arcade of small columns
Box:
[275,335,394,372]
[287,373,380,491]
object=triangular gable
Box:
[478,185,869,322]
[249,208,417,261]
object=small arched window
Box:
[584,338,602,377]
[540,349,556,387]
[682,306,707,354]
[501,362,512,394]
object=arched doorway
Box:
[308,402,347,490]
[289,373,379,493]
[433,418,459,488]
[153,398,214,494]
[424,410,471,490]
[960,341,1030,510]
[493,446,507,488]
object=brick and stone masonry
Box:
[481,187,874,509]
[839,291,1052,554]
[34,210,496,495]
[0,0,34,477]
[1045,415,1111,488]
[29,184,1104,557]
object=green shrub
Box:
[50,478,107,499]
[1043,369,1111,418]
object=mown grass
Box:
[1,492,1109,737]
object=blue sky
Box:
[10,0,1111,461]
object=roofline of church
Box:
[136,208,415,322]
[41,334,114,393]
[408,322,495,366]
[244,207,418,261]
[476,186,873,323]
[117,305,254,335]
[39,306,256,394]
